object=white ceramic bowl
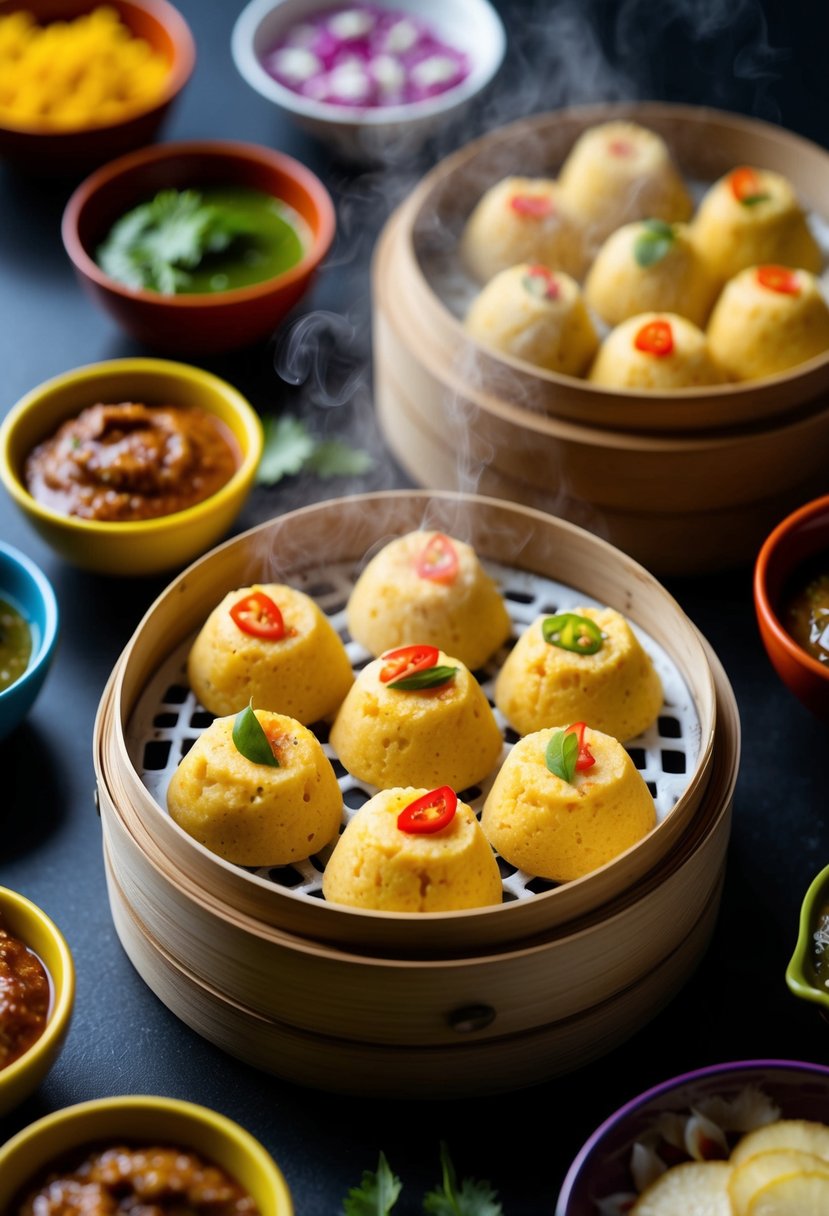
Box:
[231,0,507,163]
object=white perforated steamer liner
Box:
[126,558,700,906]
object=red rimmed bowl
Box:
[0,0,195,177]
[754,493,829,718]
[61,139,337,356]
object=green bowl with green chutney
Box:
[786,862,829,1017]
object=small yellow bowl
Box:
[0,1094,294,1213]
[0,358,263,577]
[0,886,74,1117]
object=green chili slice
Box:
[542,613,603,655]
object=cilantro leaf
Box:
[256,413,374,485]
[423,1143,503,1216]
[342,1152,402,1216]
[96,189,251,295]
[256,415,316,484]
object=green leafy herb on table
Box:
[341,1145,503,1216]
[96,189,253,294]
[343,1152,402,1216]
[256,414,374,486]
[423,1143,504,1216]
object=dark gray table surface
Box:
[2,1,829,1212]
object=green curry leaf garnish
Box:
[546,729,579,783]
[232,700,279,767]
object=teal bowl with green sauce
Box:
[0,543,59,742]
[786,862,829,1017]
[61,139,336,356]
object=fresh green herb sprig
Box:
[232,700,279,767]
[342,1145,503,1216]
[388,666,458,691]
[632,218,675,268]
[96,189,253,294]
[546,728,579,783]
[256,414,374,486]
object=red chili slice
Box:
[397,786,458,834]
[379,644,439,684]
[229,591,286,639]
[729,166,768,203]
[414,533,459,584]
[567,721,596,772]
[510,193,554,218]
[608,138,633,157]
[634,318,674,357]
[756,265,800,295]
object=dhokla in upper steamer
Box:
[459,175,587,284]
[690,165,822,285]
[583,219,720,329]
[187,583,354,723]
[587,312,727,390]
[706,264,829,381]
[480,722,657,882]
[494,606,664,741]
[556,120,694,253]
[167,707,343,866]
[330,644,504,791]
[322,786,503,912]
[464,263,599,375]
[346,530,511,672]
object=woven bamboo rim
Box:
[385,100,829,434]
[96,492,718,955]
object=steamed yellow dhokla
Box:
[480,724,656,882]
[494,606,663,741]
[690,165,822,285]
[587,312,726,390]
[346,530,511,672]
[167,709,343,866]
[187,583,353,724]
[556,120,693,252]
[706,264,829,381]
[322,786,502,912]
[459,175,587,284]
[329,647,504,791]
[464,263,599,376]
[583,220,720,329]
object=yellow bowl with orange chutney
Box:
[0,886,75,1117]
[0,1095,294,1214]
[0,358,263,577]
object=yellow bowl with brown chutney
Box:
[0,358,263,576]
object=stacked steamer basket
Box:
[372,102,829,576]
[94,491,739,1099]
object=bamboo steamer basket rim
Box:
[389,99,829,433]
[98,489,722,955]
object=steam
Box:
[268,0,793,556]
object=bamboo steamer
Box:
[95,630,738,1098]
[371,102,829,574]
[92,491,739,1097]
[96,491,717,956]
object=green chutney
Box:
[182,187,310,294]
[96,185,311,296]
[0,597,32,693]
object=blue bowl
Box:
[0,543,59,741]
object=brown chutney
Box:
[24,402,241,523]
[0,915,50,1070]
[16,1144,261,1215]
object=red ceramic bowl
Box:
[61,139,336,356]
[0,0,195,177]
[754,492,829,718]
